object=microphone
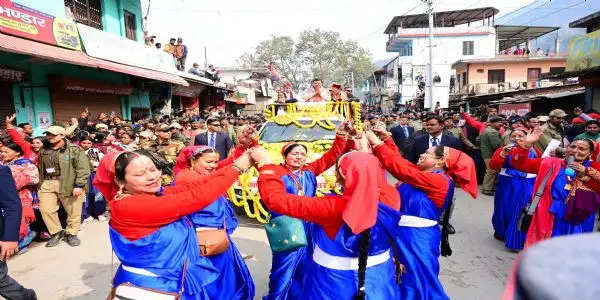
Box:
[565,156,576,177]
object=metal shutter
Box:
[51,90,122,125]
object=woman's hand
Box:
[519,127,542,148]
[569,161,586,174]
[372,121,390,140]
[336,122,350,138]
[237,125,258,149]
[365,130,383,147]
[233,151,252,172]
[5,114,15,129]
[250,146,273,166]
[500,144,515,158]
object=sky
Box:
[141,0,595,69]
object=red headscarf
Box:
[281,142,305,157]
[93,151,125,203]
[443,147,478,199]
[173,146,213,176]
[337,151,399,235]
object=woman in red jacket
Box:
[94,149,253,299]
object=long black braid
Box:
[355,228,371,300]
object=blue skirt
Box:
[263,246,307,300]
[292,253,400,300]
[551,213,596,237]
[395,225,449,300]
[203,237,255,300]
[501,176,535,251]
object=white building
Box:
[384,7,499,109]
[218,67,277,114]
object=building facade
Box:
[384,7,499,109]
[0,0,186,134]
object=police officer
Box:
[148,124,185,185]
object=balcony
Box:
[455,80,565,96]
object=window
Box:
[462,41,474,56]
[397,40,413,57]
[550,67,565,74]
[124,10,137,41]
[64,0,103,30]
[462,72,467,85]
[488,69,505,84]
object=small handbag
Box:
[518,165,554,232]
[196,222,230,256]
[265,215,307,252]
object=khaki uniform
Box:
[480,126,502,193]
[536,123,565,152]
[145,139,185,186]
[37,142,90,235]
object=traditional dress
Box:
[373,139,478,300]
[94,151,242,299]
[6,157,39,250]
[263,135,353,300]
[258,152,403,300]
[510,146,600,248]
[489,147,538,250]
[174,146,255,300]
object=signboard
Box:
[50,77,135,95]
[0,0,81,50]
[224,86,256,104]
[77,23,179,74]
[0,67,25,82]
[499,103,531,116]
[566,30,600,72]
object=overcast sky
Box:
[142,0,537,68]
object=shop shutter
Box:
[51,90,122,125]
[0,83,14,128]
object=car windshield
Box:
[259,120,341,143]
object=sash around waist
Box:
[499,168,537,178]
[121,265,159,277]
[312,245,390,270]
[398,215,438,227]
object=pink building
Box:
[452,55,567,95]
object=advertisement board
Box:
[566,30,600,72]
[498,103,531,116]
[0,0,81,50]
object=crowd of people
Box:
[0,96,600,299]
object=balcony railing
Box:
[455,80,563,95]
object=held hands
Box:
[0,241,18,260]
[233,151,253,172]
[365,130,383,147]
[237,125,258,149]
[372,121,390,140]
[249,146,272,166]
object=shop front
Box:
[172,80,208,116]
[0,67,25,127]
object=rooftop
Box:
[384,7,499,34]
[569,10,600,29]
[495,25,560,51]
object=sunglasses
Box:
[210,123,221,126]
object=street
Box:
[7,189,515,300]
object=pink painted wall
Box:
[465,59,567,84]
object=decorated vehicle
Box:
[227,101,362,223]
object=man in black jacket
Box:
[390,114,414,157]
[194,117,233,161]
[410,114,462,163]
[0,166,37,299]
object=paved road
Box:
[7,190,515,299]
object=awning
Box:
[0,32,187,86]
[90,57,188,86]
[0,32,95,68]
[495,25,560,51]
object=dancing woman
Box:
[94,149,253,299]
[488,128,539,250]
[510,130,600,248]
[365,131,478,300]
[262,123,355,300]
[255,149,403,300]
[172,128,258,300]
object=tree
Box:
[238,29,375,93]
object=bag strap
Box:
[527,164,555,216]
[178,260,188,295]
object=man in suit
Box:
[390,114,414,157]
[411,114,462,163]
[0,166,37,299]
[194,117,233,161]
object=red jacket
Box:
[7,128,37,164]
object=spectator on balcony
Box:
[145,35,156,47]
[188,63,204,77]
[163,38,176,55]
[206,65,220,82]
[155,42,161,49]
[175,37,188,71]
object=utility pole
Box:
[423,0,434,110]
[350,72,355,94]
[204,47,208,69]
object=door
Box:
[51,90,122,125]
[527,68,541,88]
[0,83,15,129]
